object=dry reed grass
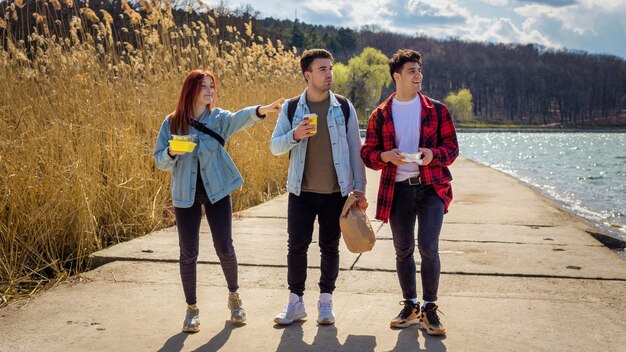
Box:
[0,0,302,305]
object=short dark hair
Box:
[300,49,335,75]
[388,49,422,82]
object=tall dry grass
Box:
[0,0,302,305]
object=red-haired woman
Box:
[154,69,283,333]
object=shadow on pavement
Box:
[192,320,244,352]
[275,322,377,351]
[157,332,189,352]
[390,328,447,351]
[275,320,309,351]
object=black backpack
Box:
[287,94,351,132]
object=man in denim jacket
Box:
[270,49,367,326]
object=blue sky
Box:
[205,0,626,59]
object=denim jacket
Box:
[154,106,262,207]
[269,90,366,196]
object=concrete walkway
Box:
[1,157,625,351]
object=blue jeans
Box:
[287,192,347,296]
[389,183,444,302]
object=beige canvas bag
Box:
[339,193,376,253]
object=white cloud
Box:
[516,0,577,6]
[301,0,345,18]
[512,18,559,47]
[426,15,559,48]
[376,0,472,34]
[339,0,393,25]
[359,2,559,50]
[481,0,509,5]
[514,4,591,35]
[202,0,626,58]
[407,0,473,18]
[514,1,626,37]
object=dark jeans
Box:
[389,183,444,302]
[174,194,238,305]
[287,191,347,297]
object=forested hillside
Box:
[2,0,624,126]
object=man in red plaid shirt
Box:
[361,49,459,336]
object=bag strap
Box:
[287,96,299,124]
[432,99,443,144]
[335,94,351,130]
[287,95,350,132]
[376,108,385,144]
[190,119,225,146]
[287,94,351,159]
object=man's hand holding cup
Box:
[293,114,318,141]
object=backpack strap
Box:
[431,99,443,144]
[287,95,300,125]
[334,94,351,131]
[189,119,225,146]
[376,108,385,143]
[287,94,350,132]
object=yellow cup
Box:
[305,113,317,135]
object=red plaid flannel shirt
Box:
[360,93,459,223]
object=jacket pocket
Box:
[204,149,238,195]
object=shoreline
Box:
[2,156,626,351]
[457,127,626,133]
[462,157,626,260]
[361,127,624,257]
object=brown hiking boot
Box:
[419,303,446,335]
[390,300,421,328]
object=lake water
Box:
[458,132,626,247]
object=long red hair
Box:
[170,70,217,134]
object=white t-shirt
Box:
[392,95,422,182]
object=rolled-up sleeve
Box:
[270,102,298,156]
[154,117,177,171]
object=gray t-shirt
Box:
[301,96,340,194]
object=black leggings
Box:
[174,193,238,305]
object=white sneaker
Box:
[317,293,335,325]
[274,293,307,325]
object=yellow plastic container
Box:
[169,140,197,153]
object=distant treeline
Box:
[3,0,625,126]
[358,32,626,127]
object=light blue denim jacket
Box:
[270,90,366,196]
[154,106,262,207]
